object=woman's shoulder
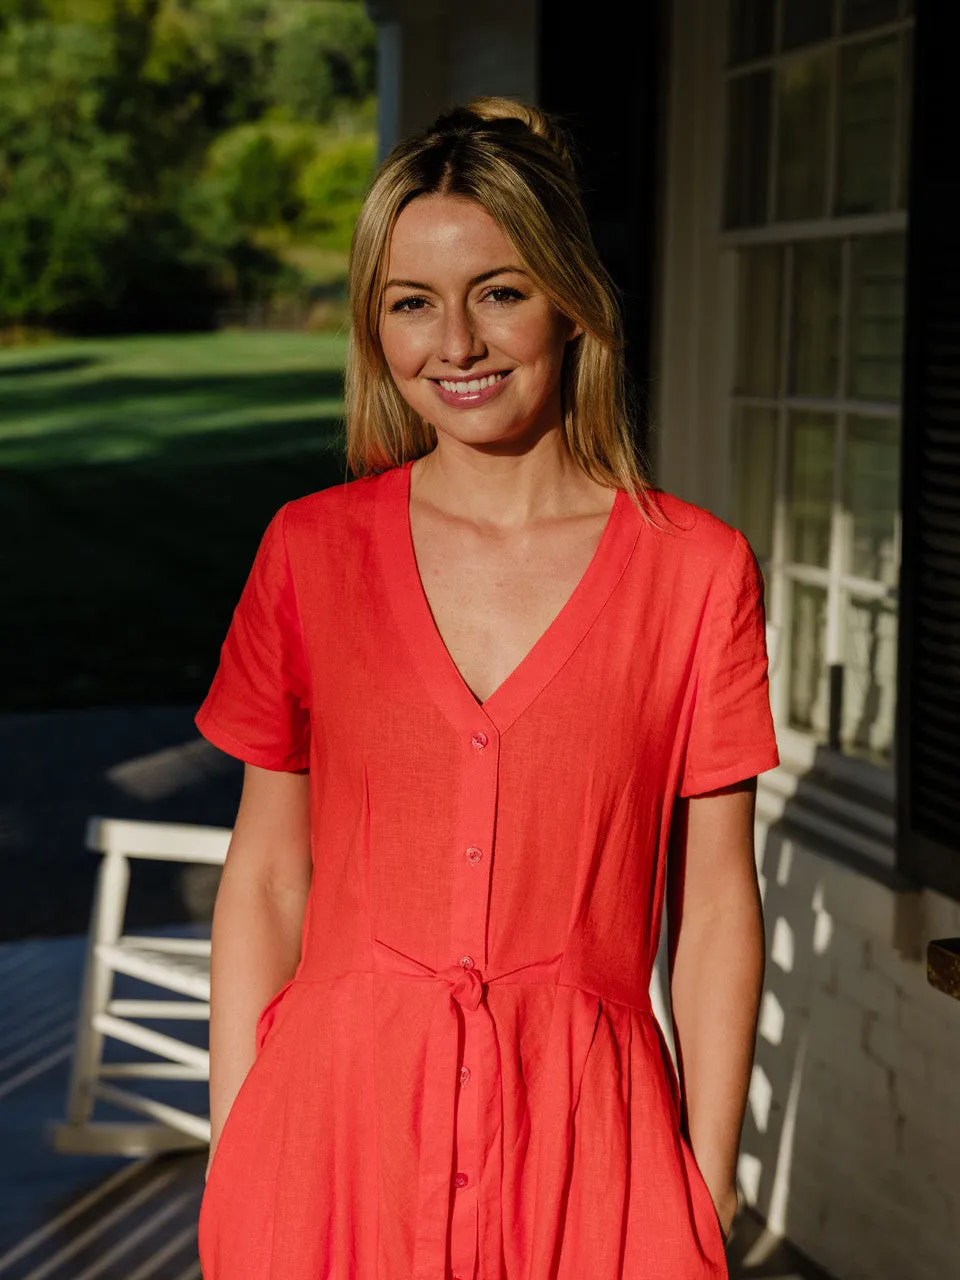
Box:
[629,488,765,612]
[280,468,396,542]
[639,488,749,568]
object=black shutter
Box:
[898,0,960,897]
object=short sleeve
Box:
[677,530,780,797]
[195,505,310,771]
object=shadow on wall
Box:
[729,748,960,1280]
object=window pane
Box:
[733,407,777,561]
[790,241,841,396]
[788,580,830,740]
[843,416,900,585]
[837,37,899,215]
[729,0,776,63]
[840,592,897,764]
[782,0,833,51]
[789,412,835,566]
[776,53,831,220]
[726,72,772,228]
[842,0,899,33]
[847,234,905,401]
[736,246,783,395]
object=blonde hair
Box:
[344,96,650,501]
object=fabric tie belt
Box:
[371,939,566,1280]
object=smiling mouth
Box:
[433,371,511,395]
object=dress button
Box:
[458,954,475,970]
[459,1065,471,1085]
[465,845,483,864]
[454,1171,469,1188]
[470,730,488,750]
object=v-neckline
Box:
[376,460,641,736]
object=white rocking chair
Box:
[50,816,231,1158]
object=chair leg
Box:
[63,851,129,1127]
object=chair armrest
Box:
[86,816,232,866]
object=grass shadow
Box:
[0,336,354,710]
[0,354,101,380]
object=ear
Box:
[566,318,584,343]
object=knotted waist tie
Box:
[371,939,565,1280]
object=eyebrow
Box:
[383,266,530,290]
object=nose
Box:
[439,303,486,367]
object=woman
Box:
[195,97,779,1280]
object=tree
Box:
[269,2,376,123]
[0,20,129,321]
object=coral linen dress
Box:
[194,459,779,1280]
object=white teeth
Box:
[438,372,506,394]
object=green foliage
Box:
[0,20,129,320]
[205,122,316,226]
[0,0,377,331]
[269,2,375,123]
[297,133,376,249]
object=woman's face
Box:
[378,193,580,452]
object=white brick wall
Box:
[742,822,960,1280]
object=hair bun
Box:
[463,96,578,177]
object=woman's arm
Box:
[666,778,765,1240]
[207,763,312,1174]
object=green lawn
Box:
[0,331,350,710]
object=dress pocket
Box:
[202,979,297,1210]
[254,975,297,1054]
[679,1134,729,1275]
[200,1046,261,1230]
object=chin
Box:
[428,416,533,451]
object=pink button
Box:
[470,731,488,750]
[458,954,475,970]
[454,1171,469,1188]
[459,1065,471,1085]
[465,845,483,864]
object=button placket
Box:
[447,722,499,1279]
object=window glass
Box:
[837,37,899,214]
[776,52,831,221]
[728,0,776,64]
[788,581,830,740]
[842,0,899,33]
[843,416,900,585]
[848,234,905,402]
[733,407,777,562]
[782,0,833,51]
[841,592,897,763]
[789,412,835,567]
[790,241,842,396]
[722,6,911,773]
[736,247,783,396]
[726,72,772,227]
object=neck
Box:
[410,431,610,528]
